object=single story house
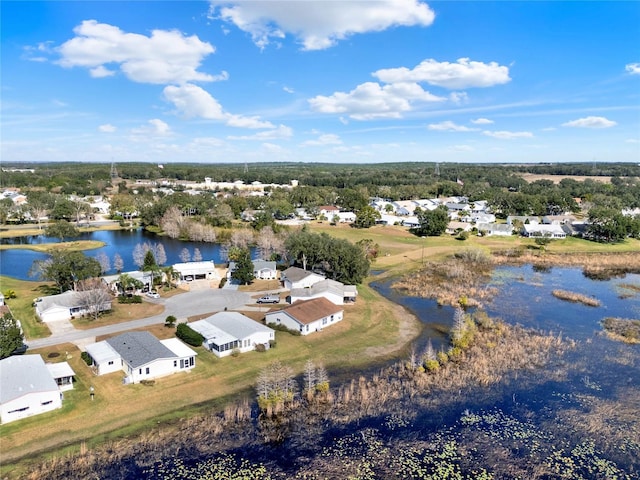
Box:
[318,205,340,219]
[0,355,67,424]
[476,222,514,236]
[103,271,153,294]
[522,224,567,239]
[335,211,356,223]
[228,260,277,280]
[446,221,473,235]
[289,279,357,305]
[506,215,540,226]
[189,312,275,357]
[84,331,197,384]
[281,266,325,290]
[265,297,344,336]
[542,214,578,225]
[173,261,219,281]
[35,290,112,323]
[46,362,76,392]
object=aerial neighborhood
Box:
[1,163,639,431]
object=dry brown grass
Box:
[600,317,640,344]
[72,301,165,330]
[551,289,601,307]
[518,173,615,184]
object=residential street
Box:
[26,289,252,350]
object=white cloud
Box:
[448,144,474,152]
[163,83,274,128]
[471,117,493,125]
[302,133,343,146]
[209,0,435,50]
[625,138,639,144]
[374,57,511,89]
[132,118,172,136]
[449,92,469,104]
[562,116,617,129]
[228,124,293,140]
[98,124,117,133]
[283,86,295,94]
[308,81,444,120]
[483,130,533,139]
[428,121,476,132]
[57,20,217,84]
[90,65,115,78]
[625,63,640,75]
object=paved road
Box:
[27,289,252,350]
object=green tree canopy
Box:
[412,206,449,237]
[31,251,102,293]
[353,205,381,229]
[0,312,25,359]
[45,221,80,242]
[231,248,255,285]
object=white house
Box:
[35,290,112,323]
[0,355,65,424]
[173,261,219,281]
[84,332,197,384]
[506,215,540,226]
[318,205,340,219]
[281,267,326,290]
[228,260,277,280]
[265,297,344,336]
[103,271,153,295]
[335,211,356,223]
[522,224,567,239]
[189,312,275,357]
[289,279,357,305]
[46,362,76,392]
[476,223,514,236]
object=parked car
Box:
[184,276,193,282]
[11,343,28,355]
[257,294,280,304]
[146,291,160,299]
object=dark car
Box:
[11,343,28,355]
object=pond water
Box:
[0,229,246,280]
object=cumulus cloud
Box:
[428,121,476,132]
[308,81,444,120]
[471,118,493,125]
[98,124,117,133]
[163,83,274,128]
[228,124,293,140]
[483,130,533,139]
[449,92,469,104]
[562,116,617,129]
[302,133,343,146]
[373,57,511,89]
[57,20,217,84]
[625,63,640,75]
[132,119,172,136]
[209,0,435,50]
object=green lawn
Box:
[0,276,54,338]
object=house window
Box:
[8,406,29,414]
[41,400,53,406]
[322,318,327,325]
[180,359,185,368]
[108,360,114,365]
[145,367,150,375]
[139,369,142,375]
[189,357,194,367]
[306,325,309,332]
[174,360,177,367]
[331,315,334,322]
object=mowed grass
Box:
[0,240,105,253]
[0,276,54,338]
[0,280,419,471]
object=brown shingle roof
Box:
[280,297,343,325]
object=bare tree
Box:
[30,204,48,230]
[230,229,254,249]
[73,200,90,226]
[256,361,297,414]
[154,243,167,266]
[188,222,205,242]
[256,226,284,260]
[179,247,191,263]
[303,359,318,393]
[160,206,186,239]
[113,253,124,273]
[95,251,111,274]
[76,278,112,321]
[451,307,466,343]
[132,243,147,268]
[202,225,217,243]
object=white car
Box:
[146,291,160,299]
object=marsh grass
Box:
[551,289,601,307]
[600,317,640,343]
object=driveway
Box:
[27,288,252,350]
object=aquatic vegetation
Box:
[601,317,640,344]
[143,454,273,480]
[552,289,601,307]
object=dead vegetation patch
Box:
[552,289,601,307]
[601,317,640,344]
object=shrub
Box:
[267,322,301,336]
[269,339,277,348]
[255,343,266,353]
[424,359,440,372]
[219,277,227,289]
[231,348,241,357]
[436,351,449,365]
[454,247,491,264]
[456,231,470,241]
[176,323,205,347]
[140,379,155,386]
[81,351,93,366]
[164,315,177,327]
[118,295,142,304]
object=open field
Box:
[0,222,123,239]
[0,240,105,253]
[518,173,615,184]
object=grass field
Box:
[2,224,640,476]
[0,240,105,252]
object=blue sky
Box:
[2,1,639,165]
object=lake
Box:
[0,229,242,280]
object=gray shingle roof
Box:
[282,266,323,283]
[106,331,176,369]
